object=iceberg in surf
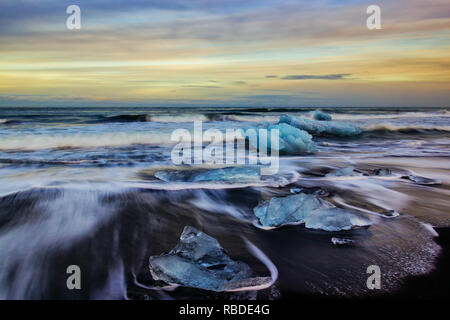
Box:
[305,208,372,231]
[149,226,271,291]
[279,115,362,137]
[312,110,332,121]
[155,167,261,183]
[244,123,317,154]
[253,193,371,231]
[253,193,331,227]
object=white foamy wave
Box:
[0,132,175,150]
[151,114,209,123]
[364,123,450,133]
[333,111,450,121]
[226,115,280,122]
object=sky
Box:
[0,0,449,108]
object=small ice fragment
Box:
[326,166,356,177]
[149,226,271,291]
[312,188,330,197]
[403,175,441,185]
[331,237,355,247]
[253,193,332,227]
[290,188,303,194]
[312,110,332,121]
[372,168,392,176]
[305,207,372,231]
[279,115,362,137]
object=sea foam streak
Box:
[0,132,175,150]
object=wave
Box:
[151,114,210,122]
[364,123,450,134]
[0,132,175,150]
[0,119,21,125]
[97,114,151,123]
[333,110,450,121]
[223,115,281,122]
[99,113,214,123]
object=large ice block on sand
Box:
[305,208,372,231]
[244,123,317,154]
[155,167,261,183]
[253,193,332,227]
[279,115,362,137]
[312,110,332,121]
[149,226,258,291]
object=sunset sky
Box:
[0,0,449,107]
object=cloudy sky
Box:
[0,0,449,107]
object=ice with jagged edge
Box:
[149,226,271,291]
[253,193,372,231]
[243,122,317,154]
[253,193,332,227]
[279,115,362,137]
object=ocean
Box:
[0,106,449,299]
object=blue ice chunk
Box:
[312,110,332,121]
[154,170,191,182]
[253,193,332,227]
[190,167,260,182]
[305,208,372,231]
[279,115,362,137]
[244,123,317,154]
[149,226,260,291]
[325,166,355,177]
[155,167,261,182]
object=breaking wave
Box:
[333,110,450,121]
[97,114,151,123]
[0,132,175,150]
[364,123,450,134]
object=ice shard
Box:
[253,193,332,227]
[149,226,270,291]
